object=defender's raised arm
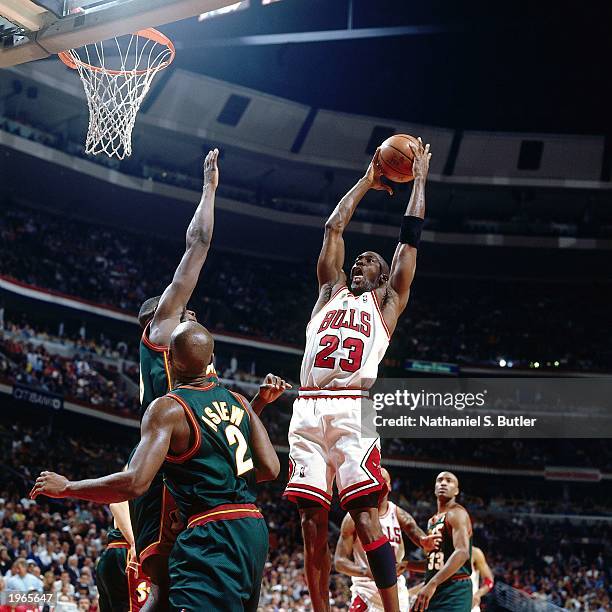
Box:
[149,149,219,344]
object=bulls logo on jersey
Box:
[301,288,390,390]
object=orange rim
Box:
[58,28,175,76]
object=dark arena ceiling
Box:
[160,0,612,135]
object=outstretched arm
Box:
[334,514,372,578]
[150,149,219,345]
[313,150,392,315]
[397,507,441,553]
[30,397,183,503]
[386,141,431,317]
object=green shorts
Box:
[427,578,473,612]
[132,473,182,566]
[168,505,269,612]
[97,545,129,612]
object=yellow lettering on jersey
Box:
[200,412,218,432]
[230,404,244,426]
[204,406,221,426]
[213,401,230,421]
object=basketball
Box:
[378,134,420,183]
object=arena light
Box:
[198,0,246,20]
[534,361,540,368]
[499,359,507,367]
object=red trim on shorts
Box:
[298,386,367,391]
[371,290,391,340]
[164,393,202,463]
[362,535,389,552]
[299,395,367,400]
[339,479,385,509]
[106,541,129,549]
[285,482,332,501]
[127,554,150,612]
[349,594,368,612]
[283,485,332,509]
[339,443,386,509]
[138,486,176,564]
[298,387,368,400]
[187,503,262,528]
[139,541,172,563]
[340,477,377,498]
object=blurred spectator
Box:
[5,559,43,593]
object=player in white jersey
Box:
[470,546,494,611]
[284,140,432,612]
[335,469,441,612]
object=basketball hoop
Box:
[58,28,175,159]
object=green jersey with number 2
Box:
[162,381,257,517]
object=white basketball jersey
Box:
[301,287,390,389]
[352,502,405,587]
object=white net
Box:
[60,30,174,159]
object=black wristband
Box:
[399,215,424,248]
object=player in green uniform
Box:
[97,501,151,612]
[97,524,132,612]
[126,148,221,610]
[410,471,473,612]
[31,321,281,611]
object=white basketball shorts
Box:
[283,389,386,510]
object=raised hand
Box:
[203,148,220,190]
[364,148,394,196]
[257,373,292,405]
[410,137,431,180]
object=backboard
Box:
[0,0,238,68]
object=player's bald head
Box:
[438,471,459,485]
[435,471,460,499]
[169,321,215,379]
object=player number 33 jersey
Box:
[301,286,390,389]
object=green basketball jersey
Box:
[139,322,172,417]
[425,508,472,584]
[163,381,258,518]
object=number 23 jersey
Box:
[301,286,390,389]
